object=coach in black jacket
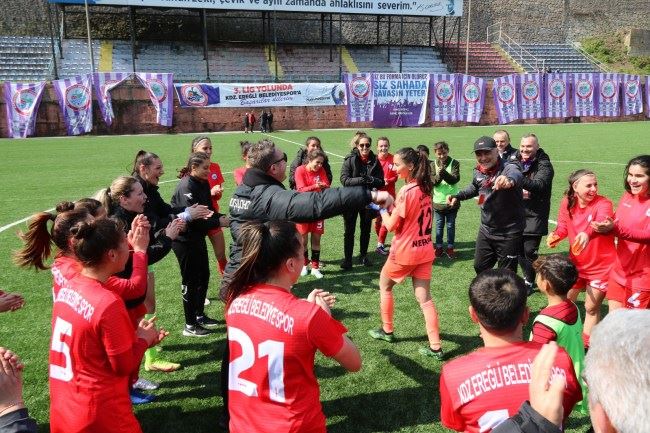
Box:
[340,134,385,269]
[515,134,554,292]
[449,136,524,274]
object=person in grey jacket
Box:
[515,134,554,294]
[448,136,524,274]
[340,133,385,269]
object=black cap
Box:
[473,136,496,153]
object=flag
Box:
[620,74,643,116]
[52,75,93,136]
[92,72,131,126]
[517,73,544,119]
[456,74,486,123]
[344,73,374,122]
[545,73,571,118]
[596,73,621,117]
[135,73,174,127]
[430,73,458,122]
[3,81,46,138]
[493,74,519,124]
[572,73,597,117]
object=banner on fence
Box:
[429,73,458,122]
[517,73,544,119]
[344,73,374,122]
[372,73,429,127]
[544,73,571,118]
[493,74,519,124]
[48,0,464,17]
[596,73,621,117]
[3,82,46,139]
[572,73,597,117]
[136,73,174,126]
[620,74,643,116]
[92,72,131,126]
[456,74,486,123]
[176,82,347,109]
[53,75,93,136]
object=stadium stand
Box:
[57,39,100,78]
[510,43,599,72]
[443,42,517,79]
[346,45,449,75]
[0,36,52,82]
[275,44,343,82]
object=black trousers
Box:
[518,235,542,285]
[172,239,210,325]
[474,229,523,274]
[343,209,374,262]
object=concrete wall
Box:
[1,81,645,138]
[4,1,649,44]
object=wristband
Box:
[178,209,192,222]
[379,208,388,215]
[367,203,381,211]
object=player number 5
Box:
[50,317,73,382]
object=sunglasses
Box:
[358,142,371,149]
[271,152,287,166]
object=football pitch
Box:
[0,121,647,433]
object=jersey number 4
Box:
[228,326,286,403]
[50,317,74,382]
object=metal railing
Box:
[487,22,546,72]
[571,42,609,72]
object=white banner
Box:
[175,82,347,108]
[52,75,93,136]
[49,0,463,17]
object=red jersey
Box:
[378,153,398,197]
[554,195,616,280]
[233,166,247,186]
[611,192,650,290]
[294,165,330,192]
[388,182,435,266]
[226,284,347,433]
[440,342,581,433]
[49,274,142,433]
[530,299,579,344]
[207,162,225,211]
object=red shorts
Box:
[207,227,223,236]
[606,278,650,309]
[381,256,432,284]
[296,220,324,235]
[572,276,608,292]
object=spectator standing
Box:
[248,112,256,133]
[243,112,250,133]
[260,110,269,133]
[374,136,398,256]
[494,129,517,163]
[267,110,274,132]
[288,136,333,190]
[439,270,581,433]
[515,134,554,294]
[340,133,385,269]
[448,136,524,274]
[431,141,461,259]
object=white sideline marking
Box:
[0,208,55,233]
[264,133,348,159]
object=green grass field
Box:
[0,121,647,433]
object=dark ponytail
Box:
[178,152,210,179]
[69,217,124,267]
[131,150,160,177]
[396,147,433,195]
[226,220,302,306]
[565,169,595,218]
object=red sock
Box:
[380,290,394,333]
[311,260,319,270]
[378,226,388,245]
[420,299,441,348]
[217,258,227,275]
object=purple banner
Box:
[493,74,519,124]
[174,83,221,108]
[572,73,597,117]
[372,73,429,127]
[3,82,46,138]
[344,73,374,122]
[596,73,621,117]
[53,75,93,136]
[620,74,643,116]
[545,73,571,118]
[135,73,174,127]
[647,77,650,119]
[92,72,131,126]
[456,74,486,123]
[429,73,458,122]
[517,73,544,119]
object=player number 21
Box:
[228,326,286,403]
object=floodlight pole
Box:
[464,0,471,74]
[45,1,59,79]
[84,0,95,73]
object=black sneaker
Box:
[359,255,372,267]
[196,315,220,328]
[340,259,352,271]
[183,324,212,337]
